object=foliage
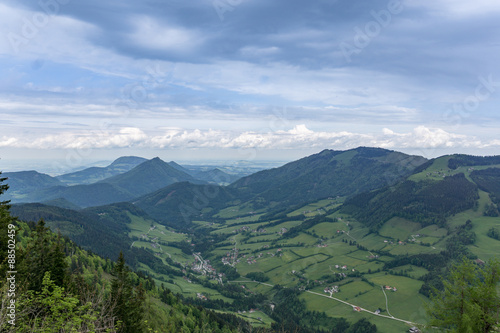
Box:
[15,272,103,332]
[246,272,270,282]
[448,155,500,170]
[0,183,268,332]
[470,168,500,205]
[426,258,500,332]
[0,172,15,277]
[111,252,146,333]
[10,203,163,270]
[487,227,500,241]
[484,204,500,217]
[346,318,377,333]
[231,147,425,209]
[342,174,478,230]
[134,181,238,227]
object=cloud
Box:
[0,125,489,153]
[129,16,204,54]
[0,137,18,147]
[409,0,500,17]
[1,0,499,161]
[378,126,478,149]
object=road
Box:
[229,280,419,327]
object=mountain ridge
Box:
[56,156,147,185]
[99,157,206,198]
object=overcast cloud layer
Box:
[1,0,500,167]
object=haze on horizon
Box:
[1,0,500,171]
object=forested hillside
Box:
[342,173,479,230]
[230,147,426,207]
[1,171,64,202]
[0,176,265,332]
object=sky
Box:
[1,0,500,172]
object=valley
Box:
[5,147,500,332]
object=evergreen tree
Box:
[427,258,500,332]
[111,252,146,332]
[18,219,68,292]
[0,172,14,276]
[347,318,377,333]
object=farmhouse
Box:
[353,306,361,312]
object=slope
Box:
[133,181,239,228]
[10,202,156,266]
[3,219,259,332]
[100,157,206,198]
[230,147,427,207]
[1,170,65,202]
[56,156,147,185]
[342,173,479,230]
[341,154,500,231]
[24,182,135,208]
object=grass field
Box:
[409,157,500,182]
[215,204,264,219]
[125,175,500,331]
[214,309,274,328]
[288,199,340,217]
[379,217,421,241]
[299,291,415,332]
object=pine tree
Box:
[111,252,146,332]
[0,172,14,277]
[427,258,500,332]
[17,219,68,292]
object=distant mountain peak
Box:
[57,156,147,186]
[110,156,147,166]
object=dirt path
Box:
[381,286,394,318]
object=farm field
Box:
[109,173,500,331]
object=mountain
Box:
[56,156,147,185]
[100,157,205,198]
[14,157,206,208]
[7,148,500,331]
[41,197,82,210]
[1,170,65,201]
[24,182,135,208]
[230,147,427,207]
[132,148,427,227]
[168,161,190,173]
[10,202,151,263]
[342,172,479,230]
[341,153,500,232]
[470,168,500,205]
[133,181,239,228]
[7,215,255,332]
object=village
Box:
[221,247,284,267]
[192,253,224,284]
